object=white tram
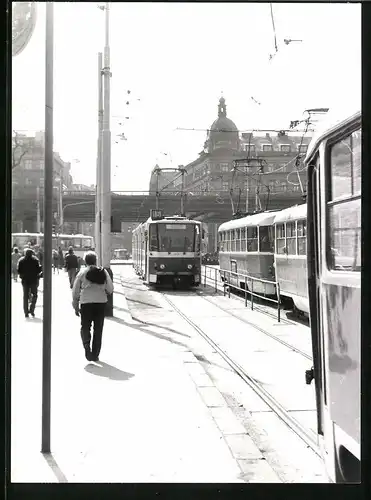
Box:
[132,214,202,287]
[273,204,309,316]
[305,110,361,482]
[218,211,278,295]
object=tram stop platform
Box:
[10,271,278,483]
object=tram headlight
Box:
[160,264,165,269]
[187,264,193,270]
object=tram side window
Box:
[236,228,241,251]
[276,224,286,254]
[247,226,258,252]
[219,232,224,252]
[286,222,296,255]
[259,226,273,252]
[328,129,361,271]
[297,220,307,255]
[241,227,246,252]
[231,230,236,252]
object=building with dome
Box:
[148,96,313,252]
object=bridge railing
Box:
[62,190,232,197]
[201,264,281,323]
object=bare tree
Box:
[12,131,29,169]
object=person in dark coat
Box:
[72,251,114,361]
[58,247,64,270]
[17,248,43,318]
[65,246,80,289]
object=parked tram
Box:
[132,214,202,287]
[273,204,309,316]
[218,211,278,295]
[305,110,361,482]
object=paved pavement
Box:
[116,265,328,482]
[11,271,269,483]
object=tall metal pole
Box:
[36,187,41,233]
[41,1,54,454]
[95,52,103,263]
[101,2,113,315]
[59,175,63,232]
[180,169,185,215]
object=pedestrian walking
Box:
[72,251,114,362]
[65,246,80,289]
[11,247,21,282]
[58,247,64,270]
[17,248,43,318]
[52,249,59,274]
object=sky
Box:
[12,2,361,191]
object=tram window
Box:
[247,226,258,252]
[286,222,296,255]
[328,129,361,272]
[231,230,236,252]
[149,225,159,251]
[231,260,237,274]
[276,223,286,254]
[297,220,307,255]
[241,227,246,252]
[259,226,273,252]
[236,228,241,251]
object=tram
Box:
[132,213,202,288]
[218,211,278,295]
[305,110,361,482]
[273,204,309,316]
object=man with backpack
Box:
[17,248,43,318]
[72,251,114,362]
[65,246,80,288]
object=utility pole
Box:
[101,2,113,315]
[59,175,63,233]
[41,1,54,454]
[36,187,41,232]
[95,52,103,263]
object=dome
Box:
[207,97,239,152]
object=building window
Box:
[25,178,32,185]
[222,181,229,191]
[244,144,256,153]
[24,160,33,170]
[262,144,273,152]
[280,144,291,153]
[298,144,308,153]
[220,163,229,172]
[327,128,361,272]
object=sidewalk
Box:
[11,272,250,483]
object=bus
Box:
[11,233,95,260]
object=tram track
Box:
[195,290,312,361]
[160,291,321,459]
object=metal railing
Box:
[202,265,281,322]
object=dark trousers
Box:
[68,268,78,288]
[80,303,106,358]
[22,281,38,315]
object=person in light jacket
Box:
[72,251,114,362]
[11,247,21,281]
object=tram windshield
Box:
[150,223,200,253]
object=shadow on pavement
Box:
[113,305,130,314]
[42,453,68,483]
[107,316,190,348]
[84,361,134,381]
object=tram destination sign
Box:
[150,209,163,220]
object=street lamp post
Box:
[100,2,113,316]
